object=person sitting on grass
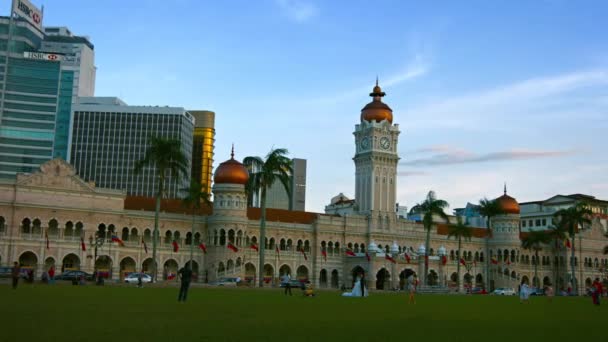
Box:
[304,281,315,297]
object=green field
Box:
[1,284,605,342]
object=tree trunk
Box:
[570,232,576,294]
[190,212,195,273]
[485,217,491,291]
[424,226,431,286]
[258,188,267,288]
[153,192,161,283]
[457,236,462,291]
[534,249,539,287]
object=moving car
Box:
[493,287,516,296]
[55,270,94,281]
[124,273,152,284]
[209,277,241,287]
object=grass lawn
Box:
[1,284,605,342]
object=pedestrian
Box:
[48,266,55,285]
[11,262,20,290]
[281,273,292,296]
[359,272,366,298]
[407,275,417,304]
[591,278,603,306]
[545,283,554,303]
[520,282,530,304]
[177,265,192,302]
[137,272,143,288]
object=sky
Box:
[32,0,608,213]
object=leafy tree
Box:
[447,216,473,290]
[416,191,449,286]
[478,198,505,290]
[521,230,552,287]
[243,148,292,287]
[134,137,188,282]
[553,202,592,294]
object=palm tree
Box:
[547,220,567,288]
[521,230,552,287]
[478,198,505,290]
[416,191,449,286]
[553,202,592,294]
[243,148,292,287]
[181,180,212,274]
[447,216,472,291]
[134,136,188,282]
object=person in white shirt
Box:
[281,273,292,296]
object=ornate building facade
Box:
[1,84,607,292]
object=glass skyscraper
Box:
[0,12,91,178]
[70,97,194,199]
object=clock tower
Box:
[353,80,400,214]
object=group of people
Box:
[280,273,315,297]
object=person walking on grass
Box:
[407,275,417,304]
[591,278,603,306]
[520,282,531,304]
[48,266,55,285]
[11,262,20,290]
[177,265,193,302]
[281,273,292,296]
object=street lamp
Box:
[90,233,105,283]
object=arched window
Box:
[304,240,310,253]
[269,238,275,250]
[194,232,201,244]
[360,243,366,253]
[144,229,152,243]
[21,218,32,234]
[75,222,83,238]
[32,218,42,235]
[122,227,129,241]
[280,239,286,251]
[334,242,340,254]
[220,229,226,246]
[165,231,172,244]
[48,219,59,237]
[236,230,243,246]
[0,216,5,234]
[228,229,235,244]
[287,239,293,251]
[130,228,138,240]
[186,232,192,245]
[327,242,333,255]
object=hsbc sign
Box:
[24,52,63,62]
[12,0,43,31]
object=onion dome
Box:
[417,244,426,255]
[438,245,447,256]
[360,78,393,123]
[368,240,378,253]
[495,183,520,214]
[213,145,249,185]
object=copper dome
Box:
[214,148,249,185]
[495,187,520,214]
[361,81,393,124]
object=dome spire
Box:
[504,182,507,195]
[370,78,385,98]
[231,143,235,159]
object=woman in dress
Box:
[408,275,417,304]
[519,282,530,304]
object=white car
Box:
[209,277,241,287]
[125,273,152,284]
[493,287,516,296]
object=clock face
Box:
[380,137,390,150]
[360,137,370,150]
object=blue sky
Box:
[36,0,608,212]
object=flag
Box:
[564,238,572,249]
[459,258,466,266]
[404,253,411,263]
[441,255,447,265]
[250,243,259,252]
[275,245,280,261]
[491,257,498,265]
[385,254,396,264]
[111,235,124,246]
[227,242,238,253]
[365,252,371,262]
[198,243,207,254]
[321,249,327,262]
[45,230,49,250]
[345,250,356,257]
[172,240,179,253]
[300,249,308,261]
[142,237,148,254]
[167,273,176,280]
[80,237,86,252]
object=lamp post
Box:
[90,233,105,282]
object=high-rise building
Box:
[250,158,307,211]
[41,26,96,98]
[190,110,215,195]
[0,9,72,177]
[70,97,194,198]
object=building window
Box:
[522,220,527,227]
[535,219,541,226]
[541,219,546,226]
[528,220,533,227]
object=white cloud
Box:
[275,0,318,23]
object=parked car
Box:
[55,270,94,281]
[0,266,13,279]
[529,288,545,296]
[124,273,152,284]
[209,277,241,287]
[279,279,305,290]
[493,287,516,296]
[470,287,488,295]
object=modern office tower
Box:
[250,158,307,211]
[70,97,194,198]
[0,7,76,178]
[190,110,215,195]
[41,26,96,98]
